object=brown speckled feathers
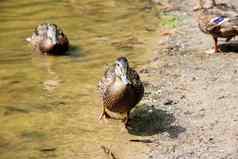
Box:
[98,62,144,114]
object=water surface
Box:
[0,0,160,158]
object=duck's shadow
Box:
[45,45,81,57]
[127,104,185,138]
[67,45,82,57]
[220,40,238,53]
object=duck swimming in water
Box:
[26,23,69,55]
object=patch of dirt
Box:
[138,0,238,158]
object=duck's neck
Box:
[109,77,127,97]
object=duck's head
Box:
[115,57,131,85]
[47,24,58,45]
[39,24,59,52]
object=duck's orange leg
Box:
[123,112,130,128]
[213,36,221,53]
[98,104,106,120]
[98,105,111,120]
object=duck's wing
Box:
[98,65,115,96]
[206,16,228,30]
[221,16,238,29]
[128,68,144,103]
[207,16,238,33]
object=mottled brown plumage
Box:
[195,0,238,53]
[98,57,144,126]
[26,23,69,55]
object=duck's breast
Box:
[104,79,136,113]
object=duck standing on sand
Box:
[26,23,69,55]
[195,0,238,53]
[98,57,144,127]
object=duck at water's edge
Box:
[195,0,238,53]
[26,23,69,55]
[98,57,144,127]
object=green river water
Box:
[0,0,160,158]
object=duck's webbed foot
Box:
[98,106,106,120]
[98,106,111,121]
[98,111,105,120]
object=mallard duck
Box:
[98,57,144,127]
[195,0,238,53]
[26,23,69,55]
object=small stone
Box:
[164,99,177,105]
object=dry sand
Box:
[135,0,238,158]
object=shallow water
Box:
[0,0,160,158]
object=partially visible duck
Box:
[195,0,238,53]
[98,57,144,127]
[26,23,69,55]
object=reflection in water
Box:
[32,55,61,92]
[0,0,160,158]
